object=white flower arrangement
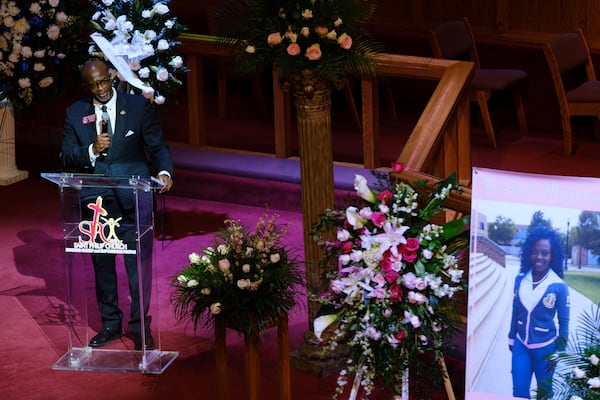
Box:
[89,0,188,105]
[0,0,80,110]
[312,163,469,399]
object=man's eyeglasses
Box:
[85,77,112,90]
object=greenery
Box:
[488,215,516,245]
[572,211,600,258]
[548,304,600,400]
[0,0,84,110]
[171,212,304,337]
[88,0,189,105]
[528,210,554,235]
[213,0,383,88]
[564,271,600,304]
[312,163,469,399]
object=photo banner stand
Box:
[467,167,600,399]
[41,172,178,374]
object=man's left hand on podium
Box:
[157,173,172,193]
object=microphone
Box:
[100,105,111,157]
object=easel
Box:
[440,355,456,400]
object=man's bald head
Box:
[81,60,113,103]
[81,60,110,82]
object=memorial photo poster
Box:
[467,167,600,400]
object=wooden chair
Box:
[543,28,600,156]
[430,17,528,148]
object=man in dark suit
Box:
[60,59,173,351]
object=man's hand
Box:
[93,133,111,155]
[157,174,172,193]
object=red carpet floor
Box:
[4,177,464,400]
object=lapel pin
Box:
[120,110,126,115]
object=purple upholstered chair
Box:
[544,28,600,155]
[430,17,528,148]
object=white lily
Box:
[313,314,339,341]
[354,174,376,203]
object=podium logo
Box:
[66,196,135,254]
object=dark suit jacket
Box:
[60,92,173,207]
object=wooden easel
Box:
[440,355,456,400]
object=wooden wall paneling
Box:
[169,1,215,34]
[368,0,413,31]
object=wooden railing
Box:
[365,54,475,214]
[178,34,474,212]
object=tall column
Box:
[288,70,348,376]
[288,70,335,325]
[0,101,28,185]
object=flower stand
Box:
[215,314,290,400]
[0,101,28,185]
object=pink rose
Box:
[287,43,300,56]
[337,33,352,49]
[405,237,420,251]
[267,32,282,46]
[384,270,400,284]
[218,258,231,272]
[342,241,355,253]
[305,43,322,60]
[402,250,418,263]
[370,212,386,227]
[380,258,393,272]
[378,190,394,203]
[415,278,427,290]
[389,284,403,301]
[402,272,417,289]
[392,162,404,172]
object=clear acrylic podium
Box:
[41,172,178,374]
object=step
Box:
[169,145,383,210]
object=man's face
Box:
[83,67,113,103]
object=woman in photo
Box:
[508,226,570,399]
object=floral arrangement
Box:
[171,212,304,337]
[89,0,189,105]
[312,163,469,399]
[546,304,600,400]
[0,0,82,110]
[214,0,382,88]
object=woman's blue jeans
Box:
[511,340,556,399]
